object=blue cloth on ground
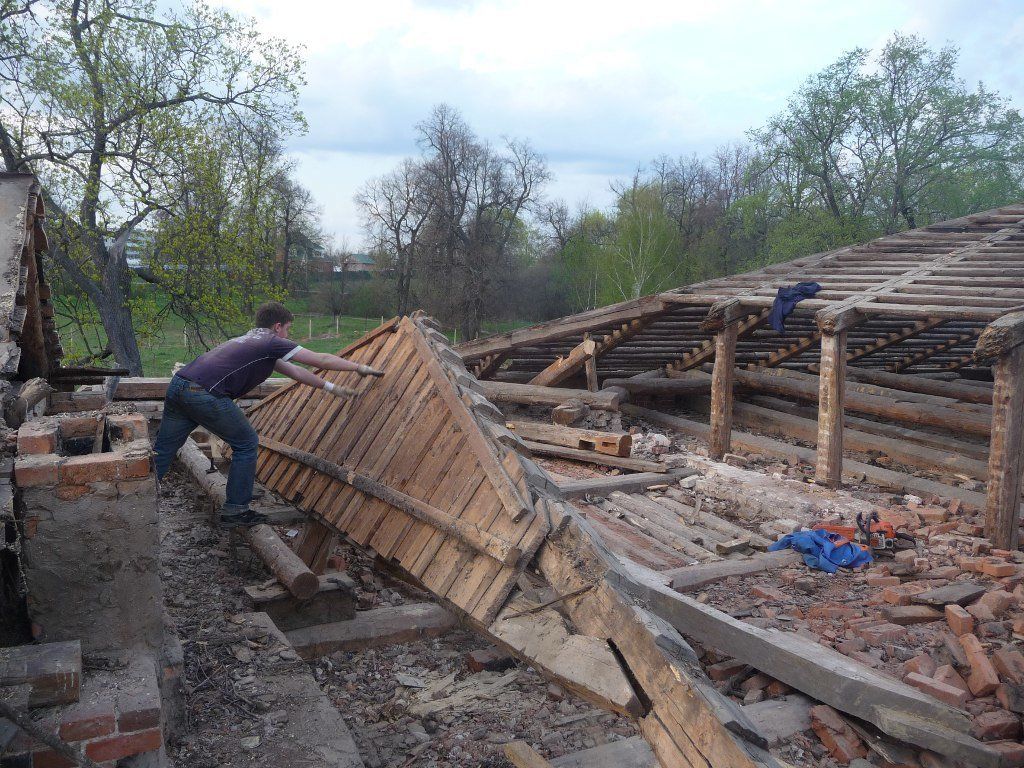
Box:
[770,282,822,333]
[768,529,873,574]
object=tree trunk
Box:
[99,272,144,376]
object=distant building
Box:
[338,253,376,273]
[106,229,155,269]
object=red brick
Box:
[14,455,60,488]
[31,750,74,768]
[957,556,983,572]
[55,484,90,501]
[988,741,1024,768]
[809,704,867,763]
[903,653,937,678]
[17,424,57,455]
[105,414,147,443]
[970,709,1021,741]
[994,648,1024,684]
[119,455,151,480]
[751,585,787,601]
[59,454,121,486]
[960,634,1000,696]
[917,506,949,524]
[765,679,790,697]
[945,604,974,636]
[58,702,116,741]
[855,622,906,645]
[881,583,928,606]
[84,728,162,762]
[808,603,862,620]
[865,575,901,587]
[968,602,997,622]
[981,561,1016,578]
[933,664,970,694]
[979,590,1015,616]
[740,673,771,692]
[707,659,748,681]
[904,672,971,708]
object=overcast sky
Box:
[219,0,1024,249]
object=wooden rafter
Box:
[665,309,769,373]
[845,317,946,365]
[474,353,507,379]
[887,328,984,373]
[749,329,822,369]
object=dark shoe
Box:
[217,509,269,529]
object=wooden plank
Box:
[557,470,695,498]
[293,519,337,574]
[550,736,657,768]
[664,551,801,592]
[609,560,1001,768]
[505,742,555,768]
[709,324,737,460]
[507,420,631,457]
[521,440,665,473]
[259,437,522,566]
[985,344,1024,549]
[815,332,846,487]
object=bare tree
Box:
[355,159,432,315]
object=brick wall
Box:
[14,413,163,659]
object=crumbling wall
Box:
[14,412,162,659]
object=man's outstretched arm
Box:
[288,349,384,377]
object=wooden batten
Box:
[815,331,846,488]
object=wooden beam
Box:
[975,310,1024,364]
[835,366,991,405]
[505,742,555,767]
[666,309,769,373]
[529,338,597,387]
[478,381,621,411]
[749,328,821,369]
[584,334,599,392]
[709,323,737,460]
[844,317,946,365]
[557,469,695,498]
[507,420,631,457]
[474,353,507,379]
[600,377,711,397]
[985,344,1024,549]
[815,332,846,488]
[258,437,523,566]
[294,519,338,574]
[888,328,983,372]
[177,438,319,600]
[520,440,665,473]
[609,561,1002,768]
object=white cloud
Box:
[217,0,1024,243]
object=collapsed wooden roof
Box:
[0,173,61,381]
[458,204,1024,381]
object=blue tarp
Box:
[770,282,822,334]
[768,529,873,574]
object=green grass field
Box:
[58,295,530,375]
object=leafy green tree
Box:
[0,0,305,373]
[601,182,680,302]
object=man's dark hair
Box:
[255,301,294,328]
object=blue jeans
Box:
[153,375,259,515]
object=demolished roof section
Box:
[457,203,1024,381]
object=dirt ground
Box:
[158,469,637,768]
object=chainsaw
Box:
[813,511,916,556]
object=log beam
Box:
[529,338,597,387]
[815,332,846,488]
[975,310,1024,364]
[985,343,1024,549]
[709,323,738,460]
[177,437,319,600]
[666,308,769,373]
[889,328,984,373]
[478,381,622,410]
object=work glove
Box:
[323,381,357,398]
[356,364,385,377]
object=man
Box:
[153,301,383,528]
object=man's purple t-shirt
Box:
[177,329,303,399]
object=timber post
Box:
[708,323,738,460]
[815,330,847,488]
[975,311,1024,549]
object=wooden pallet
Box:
[248,315,548,624]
